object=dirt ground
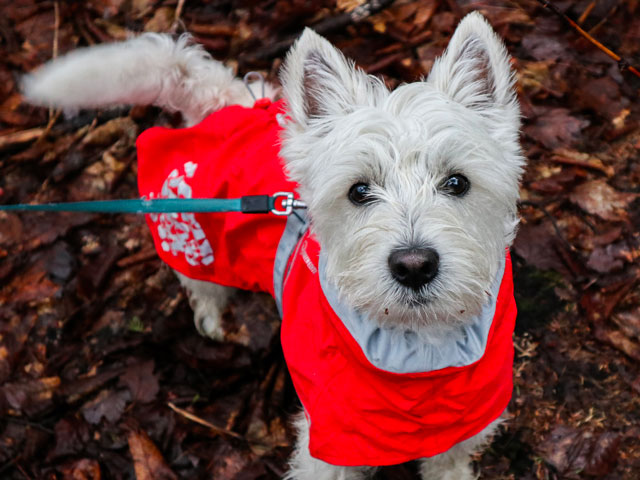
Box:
[0,0,639,479]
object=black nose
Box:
[388,247,439,290]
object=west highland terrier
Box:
[23,11,524,480]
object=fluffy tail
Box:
[22,33,277,125]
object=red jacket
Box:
[137,100,517,467]
[137,99,293,295]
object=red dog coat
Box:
[137,99,517,467]
[137,100,293,294]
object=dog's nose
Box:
[388,247,439,290]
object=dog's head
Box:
[279,12,524,333]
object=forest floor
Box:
[0,0,639,479]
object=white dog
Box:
[24,12,524,480]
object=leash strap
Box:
[0,192,305,216]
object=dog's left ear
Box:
[281,28,380,128]
[427,12,519,129]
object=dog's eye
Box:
[441,174,470,196]
[348,183,374,206]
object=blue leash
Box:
[0,192,306,216]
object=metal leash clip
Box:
[271,192,307,216]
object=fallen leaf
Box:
[144,6,174,33]
[3,261,61,304]
[551,148,614,177]
[529,166,588,194]
[127,429,177,480]
[540,426,621,478]
[118,360,160,403]
[58,458,102,480]
[1,376,61,416]
[525,108,589,149]
[82,389,130,424]
[0,212,24,247]
[48,417,91,460]
[592,226,623,247]
[594,325,640,361]
[521,33,567,61]
[612,308,640,340]
[512,221,568,274]
[90,0,127,18]
[574,76,626,121]
[587,245,625,273]
[569,180,637,222]
[209,442,254,480]
[337,0,366,11]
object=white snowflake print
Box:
[148,161,214,267]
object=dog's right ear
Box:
[280,28,379,128]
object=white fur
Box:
[418,418,502,480]
[22,33,279,126]
[176,272,235,340]
[286,413,379,480]
[288,411,503,480]
[23,12,523,479]
[280,12,523,341]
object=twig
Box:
[587,3,619,37]
[52,1,60,59]
[166,401,244,440]
[533,0,640,79]
[0,128,46,151]
[15,463,31,480]
[576,1,595,25]
[6,417,55,434]
[42,109,62,138]
[241,0,396,62]
[49,1,60,123]
[170,0,186,33]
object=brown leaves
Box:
[0,376,60,417]
[1,1,640,479]
[82,389,130,424]
[119,360,160,404]
[127,429,177,480]
[574,76,627,121]
[540,426,621,478]
[4,259,61,303]
[551,149,614,177]
[58,459,102,480]
[513,220,572,276]
[525,107,589,149]
[569,180,638,222]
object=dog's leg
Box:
[286,412,376,480]
[418,444,476,480]
[418,418,502,480]
[175,272,234,341]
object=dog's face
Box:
[280,13,524,333]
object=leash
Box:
[2,73,302,217]
[0,192,306,216]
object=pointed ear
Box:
[280,28,380,127]
[427,12,519,123]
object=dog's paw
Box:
[194,313,225,341]
[182,281,228,341]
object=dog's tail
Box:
[22,33,277,125]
